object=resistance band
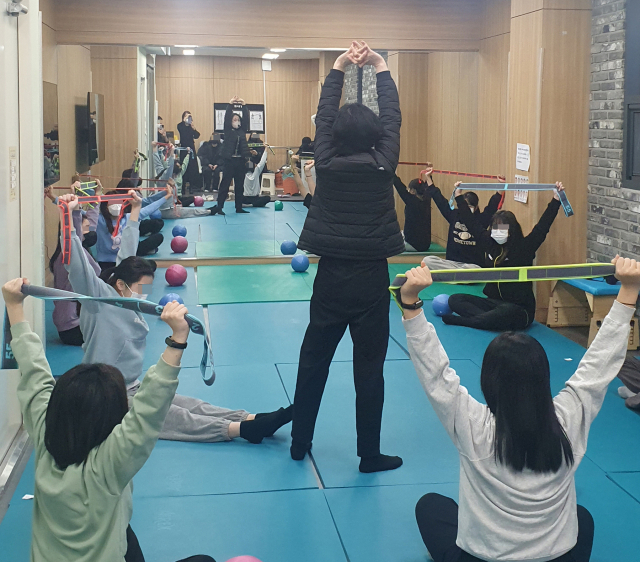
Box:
[4,285,216,385]
[388,262,615,311]
[398,162,503,180]
[449,183,574,218]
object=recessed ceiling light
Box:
[183,49,196,56]
[175,45,198,48]
[262,53,279,59]
[270,48,286,53]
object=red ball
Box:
[171,236,189,253]
[194,196,204,207]
[165,264,188,287]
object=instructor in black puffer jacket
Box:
[291,41,405,474]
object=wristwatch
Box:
[165,336,188,350]
[400,298,424,310]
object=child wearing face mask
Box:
[422,176,504,270]
[210,97,252,215]
[442,182,565,331]
[59,192,293,447]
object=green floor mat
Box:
[197,264,317,304]
[387,264,486,300]
[196,240,277,258]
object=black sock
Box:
[359,454,403,474]
[240,405,293,444]
[442,313,463,326]
[236,209,250,214]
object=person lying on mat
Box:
[442,182,565,331]
[393,167,434,252]
[290,155,316,208]
[422,171,504,270]
[60,193,292,446]
[396,255,640,562]
[3,280,217,562]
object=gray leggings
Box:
[421,256,481,270]
[128,391,250,442]
[160,207,212,219]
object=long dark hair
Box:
[45,363,128,470]
[99,256,157,289]
[490,210,524,265]
[100,183,135,235]
[481,332,574,473]
[50,223,63,273]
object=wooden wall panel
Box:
[89,47,138,186]
[53,0,483,51]
[511,0,589,18]
[483,0,511,39]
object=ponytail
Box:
[99,256,157,288]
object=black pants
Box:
[180,151,202,194]
[217,158,246,211]
[202,167,220,192]
[58,326,83,346]
[125,525,215,562]
[444,294,532,331]
[291,257,390,458]
[139,219,164,237]
[415,493,594,562]
[82,231,97,249]
[137,232,163,257]
[243,195,270,207]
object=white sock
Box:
[618,385,636,399]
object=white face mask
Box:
[491,229,509,245]
[124,282,148,301]
[311,114,316,126]
[468,206,476,214]
[232,120,240,129]
[108,204,122,217]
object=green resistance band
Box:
[388,263,615,311]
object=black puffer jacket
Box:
[297,69,404,260]
[218,104,251,162]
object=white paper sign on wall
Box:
[250,111,264,132]
[516,143,531,172]
[215,110,226,131]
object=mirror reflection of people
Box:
[393,168,434,252]
[197,134,222,193]
[157,115,169,143]
[296,136,314,158]
[176,111,202,194]
[210,97,252,215]
[241,144,271,208]
[290,155,315,209]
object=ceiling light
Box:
[270,48,286,53]
[183,49,195,56]
[175,45,198,48]
[262,53,279,59]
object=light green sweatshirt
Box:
[11,322,180,562]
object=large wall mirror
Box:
[43,81,60,186]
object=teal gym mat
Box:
[387,266,487,299]
[146,266,200,306]
[196,240,276,258]
[277,359,473,488]
[324,483,459,562]
[206,301,409,367]
[607,471,640,503]
[130,490,348,562]
[197,264,317,305]
[133,363,317,498]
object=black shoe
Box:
[217,208,225,216]
[236,209,250,214]
[290,441,311,461]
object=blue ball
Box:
[172,224,187,237]
[150,210,162,220]
[280,240,297,255]
[291,255,310,272]
[159,293,184,306]
[432,294,452,317]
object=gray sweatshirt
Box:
[403,300,633,562]
[64,220,146,390]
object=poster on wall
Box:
[214,103,265,133]
[514,174,529,203]
[516,143,531,172]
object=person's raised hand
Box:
[44,186,56,202]
[209,164,215,170]
[237,98,245,105]
[291,154,300,164]
[553,181,564,201]
[95,178,103,194]
[353,41,387,72]
[230,96,239,104]
[161,300,190,342]
[168,143,175,156]
[59,193,80,212]
[497,174,506,183]
[128,190,143,209]
[333,42,358,72]
[304,160,315,174]
[250,149,258,156]
[2,278,28,307]
[164,183,174,200]
[454,184,463,198]
[400,265,433,303]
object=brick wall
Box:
[342,52,388,114]
[588,0,630,261]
